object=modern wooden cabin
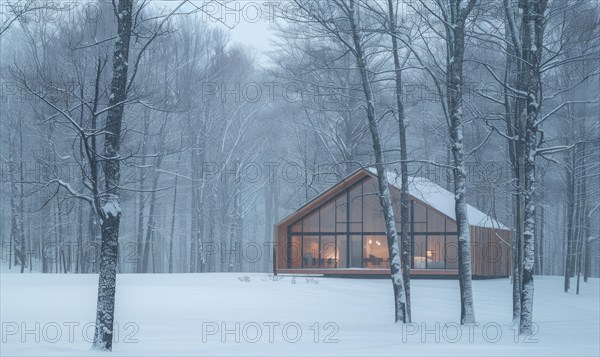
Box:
[274,168,511,278]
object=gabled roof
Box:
[276,168,510,230]
[373,169,509,230]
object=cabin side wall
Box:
[470,226,511,277]
[275,224,287,272]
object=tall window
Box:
[320,236,336,268]
[363,235,389,268]
[289,236,302,268]
[427,235,445,269]
[363,179,385,232]
[337,235,348,268]
[286,176,461,270]
[304,211,319,233]
[349,185,362,232]
[302,236,319,268]
[320,201,335,232]
[335,196,347,232]
[349,235,362,268]
[445,235,458,269]
[428,210,445,233]
[413,235,426,269]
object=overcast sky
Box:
[172,1,277,63]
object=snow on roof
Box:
[368,169,509,230]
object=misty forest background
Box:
[0,0,598,283]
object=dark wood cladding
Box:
[470,226,511,277]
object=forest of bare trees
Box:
[0,0,599,350]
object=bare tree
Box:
[404,0,478,324]
[285,0,408,322]
[384,0,412,321]
[91,0,134,348]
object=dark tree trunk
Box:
[189,107,207,273]
[8,127,20,272]
[576,142,588,294]
[583,238,591,283]
[190,143,199,273]
[168,145,183,274]
[136,112,150,273]
[92,0,133,350]
[142,161,162,274]
[264,179,273,273]
[77,193,84,274]
[564,159,574,291]
[18,119,26,273]
[538,183,545,275]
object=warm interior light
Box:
[368,240,373,244]
[376,241,381,246]
[427,250,433,257]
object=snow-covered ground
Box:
[1,269,598,356]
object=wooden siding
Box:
[275,223,287,271]
[470,226,511,277]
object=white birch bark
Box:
[347,0,407,322]
[447,0,477,324]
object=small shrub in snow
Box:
[305,278,320,284]
[261,274,284,282]
[238,276,251,283]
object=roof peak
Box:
[365,168,509,230]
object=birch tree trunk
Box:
[518,0,547,335]
[386,0,411,322]
[447,0,477,325]
[502,6,522,316]
[347,0,406,323]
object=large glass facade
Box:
[287,177,460,270]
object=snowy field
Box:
[1,270,598,356]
